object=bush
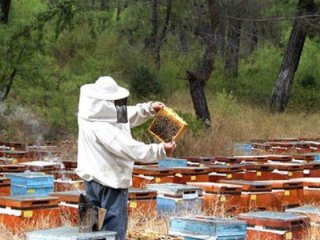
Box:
[129,65,163,99]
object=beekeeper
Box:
[76,76,176,240]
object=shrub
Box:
[129,65,163,99]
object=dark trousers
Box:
[84,180,128,240]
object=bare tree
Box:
[186,0,219,127]
[224,0,243,77]
[148,0,172,69]
[1,0,11,24]
[270,0,316,112]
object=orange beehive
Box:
[0,178,10,196]
[0,164,27,173]
[0,150,31,163]
[132,166,175,188]
[257,180,304,210]
[292,178,320,204]
[208,165,244,182]
[172,167,211,184]
[267,162,305,180]
[54,179,84,192]
[187,182,242,216]
[303,162,320,177]
[238,211,309,240]
[50,190,83,225]
[220,180,274,212]
[148,107,187,143]
[128,188,157,216]
[0,195,61,232]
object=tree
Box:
[269,0,316,112]
[148,0,172,70]
[186,0,219,128]
[0,0,76,102]
[0,0,11,24]
[224,0,243,77]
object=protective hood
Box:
[78,77,130,122]
[78,88,118,122]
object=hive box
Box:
[132,166,175,188]
[0,164,27,173]
[257,180,304,210]
[267,162,304,180]
[6,172,54,196]
[173,167,211,184]
[292,178,320,204]
[208,165,244,182]
[128,188,157,216]
[238,211,310,240]
[159,158,188,169]
[26,227,116,240]
[0,195,60,232]
[146,183,202,215]
[241,164,274,181]
[220,180,274,212]
[169,215,247,239]
[0,178,10,196]
[18,161,60,173]
[187,182,242,216]
[54,179,84,192]
[50,190,84,225]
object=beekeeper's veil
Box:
[78,76,130,123]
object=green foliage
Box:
[129,65,163,100]
[1,0,320,142]
[210,44,282,106]
[177,111,203,136]
[213,90,240,116]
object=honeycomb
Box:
[148,107,187,143]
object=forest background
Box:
[1,0,320,157]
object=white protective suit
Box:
[76,81,166,189]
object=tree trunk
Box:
[150,0,158,52]
[186,0,219,127]
[1,0,11,24]
[269,0,315,113]
[100,0,108,10]
[154,0,172,70]
[187,71,211,127]
[217,19,226,57]
[249,21,258,53]
[224,1,242,77]
[116,0,122,21]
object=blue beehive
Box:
[159,158,188,169]
[314,154,320,161]
[146,183,202,215]
[234,143,252,155]
[169,216,247,239]
[6,172,54,196]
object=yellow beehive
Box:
[148,107,187,143]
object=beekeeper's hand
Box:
[164,141,176,156]
[151,102,165,113]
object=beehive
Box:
[238,211,310,240]
[169,215,247,239]
[128,188,157,216]
[26,227,116,240]
[0,195,61,232]
[148,107,187,143]
[146,183,203,215]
